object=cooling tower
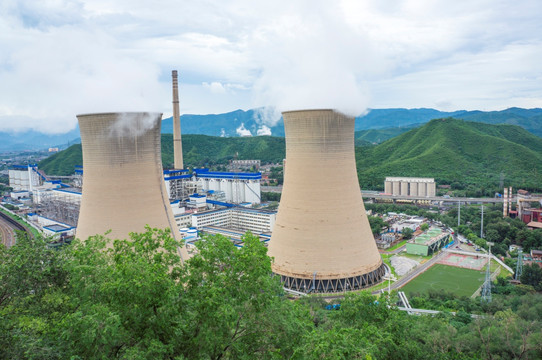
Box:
[76,112,188,261]
[268,109,385,293]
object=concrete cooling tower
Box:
[268,109,385,293]
[76,112,188,261]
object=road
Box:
[262,186,542,204]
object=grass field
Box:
[401,264,485,298]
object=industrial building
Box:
[35,188,81,227]
[194,169,261,204]
[228,159,261,171]
[406,227,451,256]
[192,207,276,234]
[384,177,436,197]
[75,112,189,262]
[164,71,261,205]
[268,109,385,293]
[8,165,41,192]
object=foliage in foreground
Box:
[1,229,542,359]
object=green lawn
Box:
[401,264,485,298]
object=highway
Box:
[262,186,542,204]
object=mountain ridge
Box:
[5,107,542,151]
[38,118,542,195]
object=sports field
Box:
[401,264,485,297]
[438,253,488,270]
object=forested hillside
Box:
[39,134,286,175]
[39,118,542,195]
[356,118,542,194]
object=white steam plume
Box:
[236,123,252,137]
[108,112,161,138]
[256,125,272,136]
[250,1,377,120]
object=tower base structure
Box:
[278,265,387,293]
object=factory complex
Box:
[4,72,460,295]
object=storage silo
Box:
[268,109,385,293]
[76,112,188,261]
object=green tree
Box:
[420,223,430,232]
[520,263,542,291]
[368,216,386,235]
[402,227,414,240]
[178,232,310,359]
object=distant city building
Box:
[229,159,260,171]
[384,177,436,197]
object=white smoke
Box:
[256,125,272,136]
[250,1,376,117]
[220,128,227,137]
[253,106,282,128]
[108,112,160,138]
[236,123,252,137]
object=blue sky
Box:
[1,0,541,133]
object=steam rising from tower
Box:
[76,112,188,261]
[172,70,184,169]
[268,109,385,293]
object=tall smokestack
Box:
[268,109,385,293]
[172,70,184,169]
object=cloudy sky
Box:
[1,0,541,133]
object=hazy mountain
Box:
[6,107,542,152]
[39,118,542,196]
[0,128,80,152]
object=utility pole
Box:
[515,250,523,281]
[458,200,461,227]
[481,243,492,302]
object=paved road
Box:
[0,213,16,248]
[261,186,542,205]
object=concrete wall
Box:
[268,110,383,281]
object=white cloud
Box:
[0,0,541,133]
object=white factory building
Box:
[192,207,276,234]
[384,177,436,197]
[194,170,261,204]
[9,165,42,192]
[163,169,261,205]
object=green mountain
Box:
[354,125,418,145]
[39,134,286,176]
[356,118,542,193]
[39,118,542,195]
[38,144,82,176]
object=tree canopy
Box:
[1,228,541,359]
